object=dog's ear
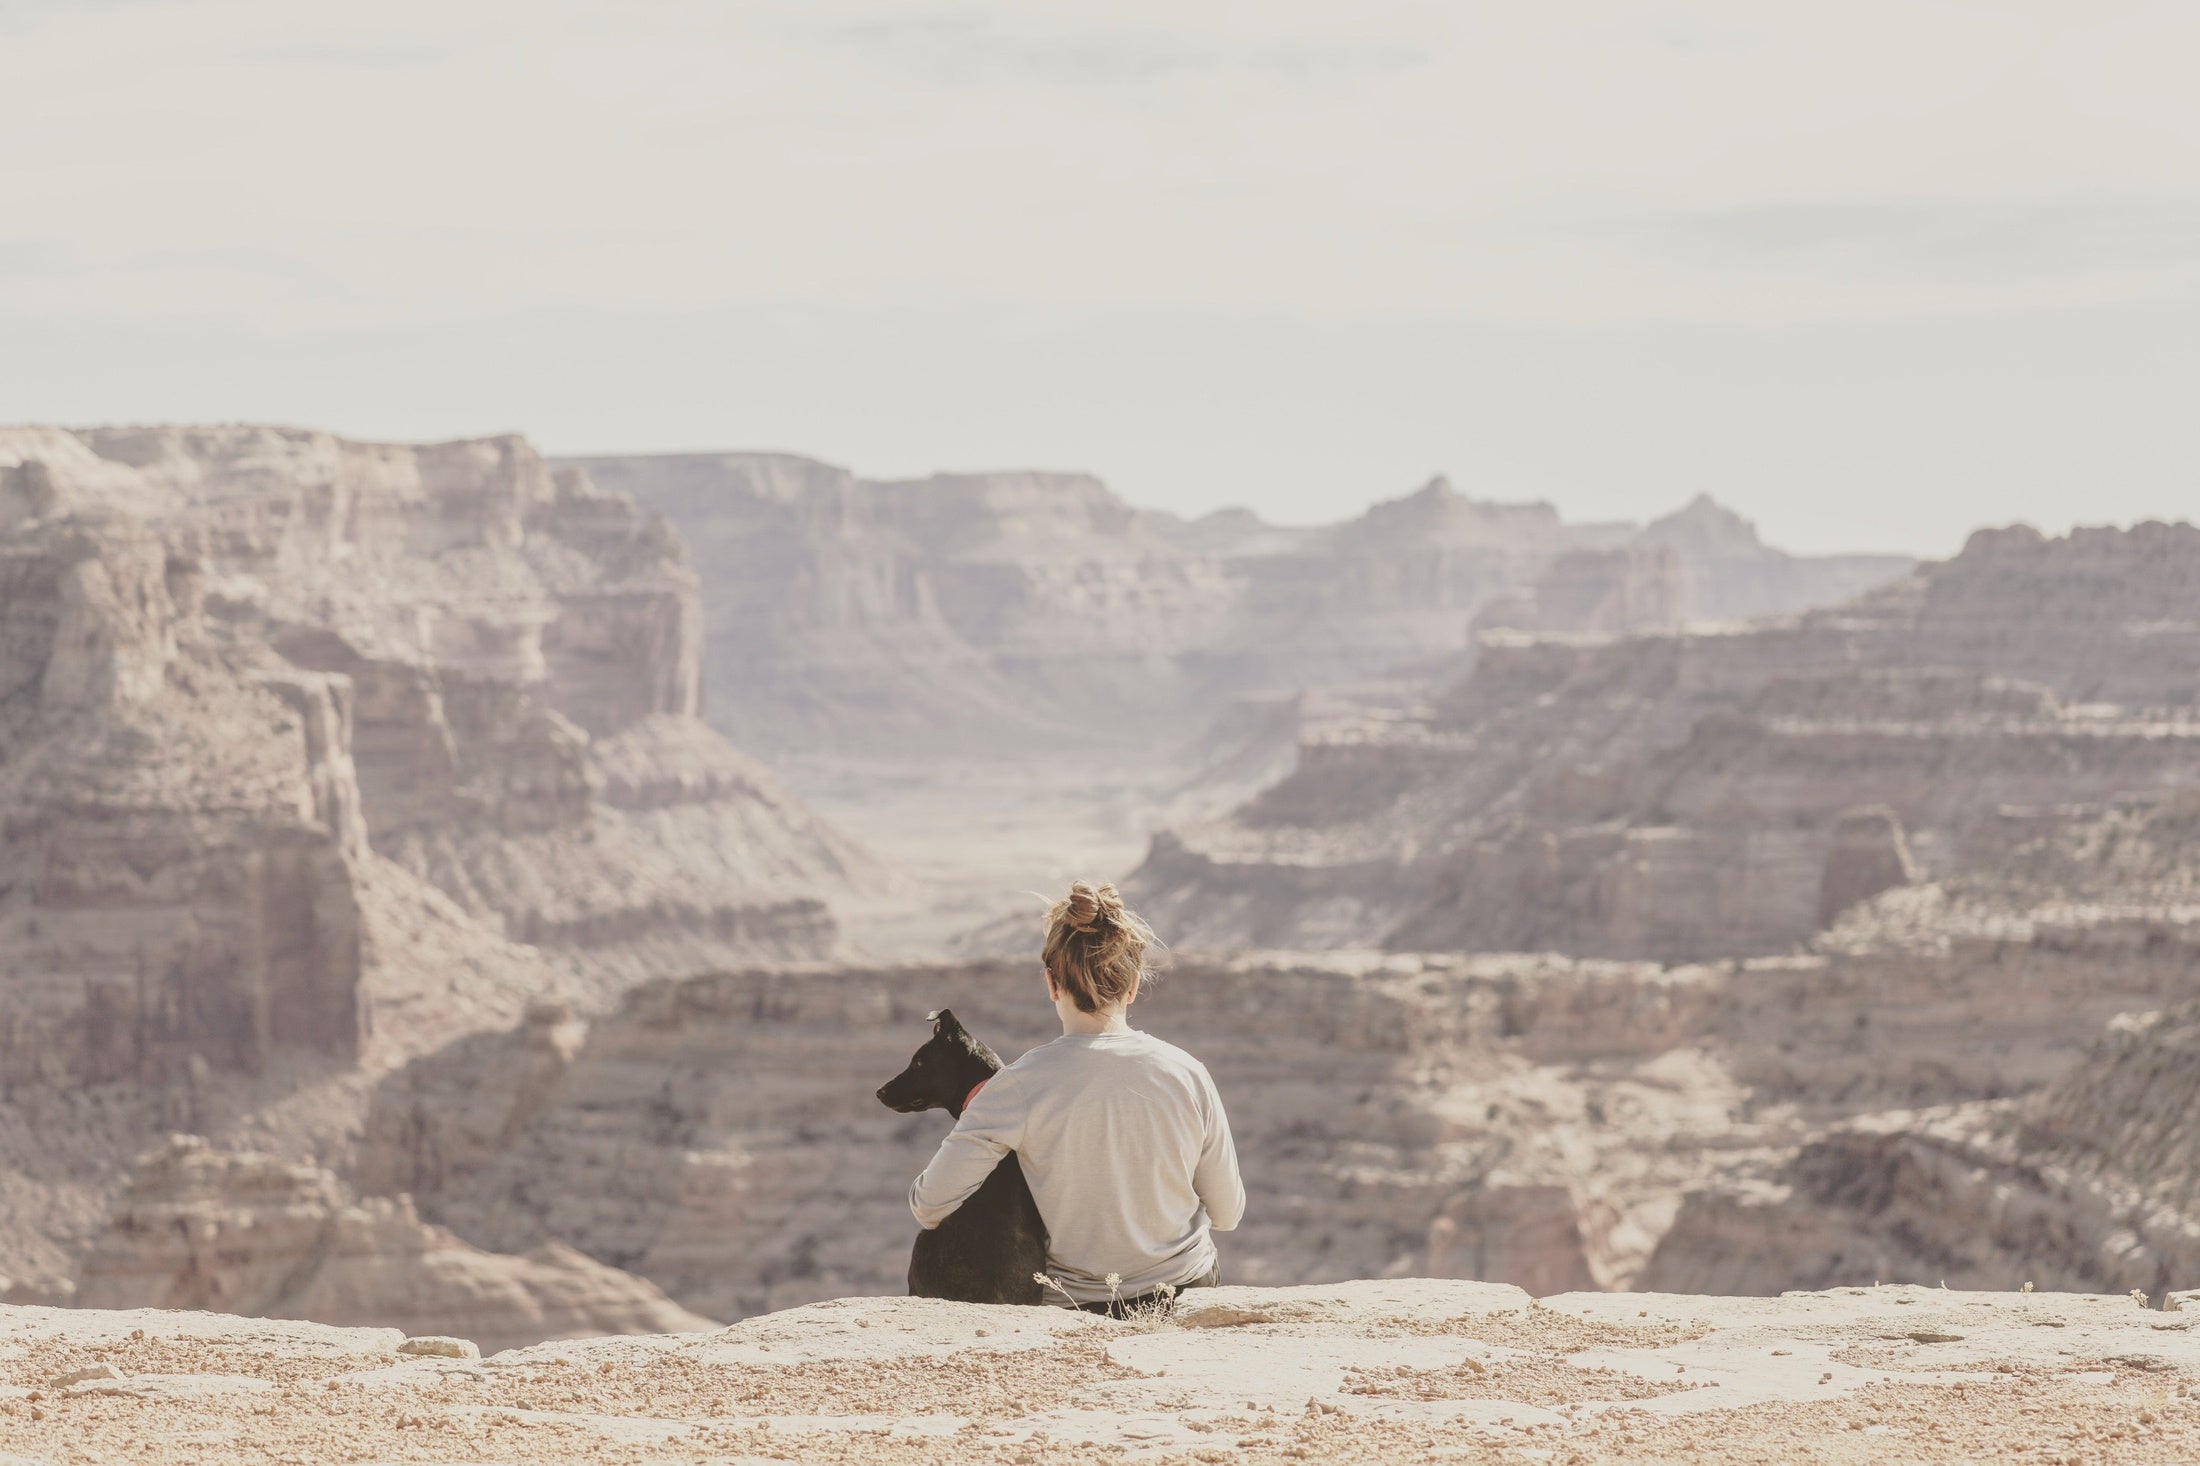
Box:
[931,1008,965,1037]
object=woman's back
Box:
[936,1029,1243,1303]
[906,878,1244,1307]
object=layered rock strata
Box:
[1638,794,2200,1298]
[0,425,875,1292]
[353,903,2200,1321]
[0,425,876,1056]
[61,1135,716,1354]
[564,454,1908,761]
[0,512,392,1085]
[1645,989,2200,1302]
[1143,521,2200,959]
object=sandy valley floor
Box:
[5,1280,2198,1464]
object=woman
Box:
[908,880,1245,1315]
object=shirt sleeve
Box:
[1193,1066,1246,1232]
[908,1075,1024,1230]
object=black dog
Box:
[875,1009,1047,1305]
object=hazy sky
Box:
[3,1,2196,554]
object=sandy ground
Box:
[6,1279,2200,1463]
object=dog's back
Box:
[908,1151,1047,1304]
[876,1010,1048,1305]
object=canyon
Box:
[320,511,2200,1330]
[7,419,2200,1376]
[567,450,1910,949]
[1139,520,2200,961]
[0,427,878,1077]
[0,425,875,1313]
[565,452,1909,765]
[343,882,2200,1326]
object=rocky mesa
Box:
[1139,520,2200,961]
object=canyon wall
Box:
[351,887,2200,1321]
[1631,790,2200,1299]
[1142,521,2200,960]
[55,1134,716,1353]
[0,427,876,1055]
[0,511,384,1087]
[1639,1006,2200,1303]
[0,425,878,1292]
[563,453,1908,761]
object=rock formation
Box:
[0,509,401,1085]
[0,427,876,1058]
[561,454,1909,762]
[1644,973,2200,1301]
[62,1135,715,1354]
[350,885,2200,1321]
[1636,493,1918,624]
[1470,544,1686,638]
[1636,791,2200,1298]
[1141,521,2200,959]
[0,425,876,1296]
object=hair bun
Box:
[1062,879,1124,935]
[1043,880,1155,1014]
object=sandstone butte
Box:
[7,1280,2200,1463]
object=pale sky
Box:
[3,1,2196,555]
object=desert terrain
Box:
[4,425,2200,1462]
[8,1281,2200,1463]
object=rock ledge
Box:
[6,1281,2200,1461]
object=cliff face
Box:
[1638,1027,2200,1303]
[0,425,877,1291]
[1142,521,2200,959]
[0,511,381,1085]
[349,894,2200,1322]
[561,455,1908,761]
[1628,794,2200,1300]
[0,427,876,1038]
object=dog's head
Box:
[875,1008,1002,1114]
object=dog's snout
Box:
[874,1086,889,1104]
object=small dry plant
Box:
[1034,1271,1183,1333]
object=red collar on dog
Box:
[963,1078,990,1115]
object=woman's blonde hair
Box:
[1042,880,1155,1013]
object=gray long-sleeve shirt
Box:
[908,1029,1244,1304]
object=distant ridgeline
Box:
[562,452,1909,760]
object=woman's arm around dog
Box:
[909,1075,1023,1229]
